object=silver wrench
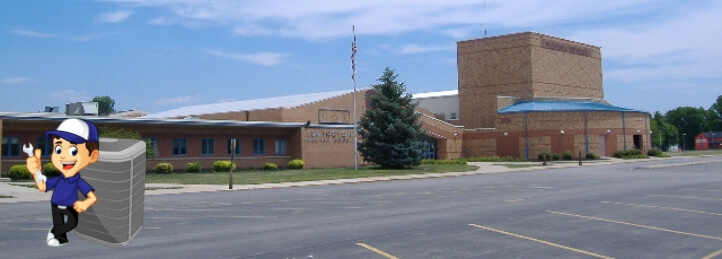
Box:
[23,143,47,183]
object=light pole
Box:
[682,133,687,151]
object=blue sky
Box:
[1,0,720,115]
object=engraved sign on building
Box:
[540,39,593,58]
[318,109,351,124]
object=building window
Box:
[253,138,265,155]
[36,137,52,157]
[275,139,287,155]
[201,138,215,156]
[227,138,241,155]
[450,112,457,120]
[172,138,187,156]
[1,136,20,157]
[144,138,159,158]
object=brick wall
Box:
[457,32,604,129]
[300,127,357,168]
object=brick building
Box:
[695,132,722,150]
[416,32,650,160]
[1,32,650,172]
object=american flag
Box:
[351,26,357,82]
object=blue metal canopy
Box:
[498,100,641,114]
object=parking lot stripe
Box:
[356,242,400,259]
[547,210,722,241]
[703,248,722,259]
[603,201,722,216]
[469,224,614,259]
[651,195,722,202]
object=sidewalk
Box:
[2,156,721,204]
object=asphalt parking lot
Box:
[1,157,722,258]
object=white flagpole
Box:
[352,25,358,170]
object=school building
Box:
[1,32,650,172]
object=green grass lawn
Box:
[668,149,722,157]
[145,164,478,185]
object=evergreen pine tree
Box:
[358,68,425,169]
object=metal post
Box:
[578,149,582,166]
[683,133,687,151]
[524,112,529,160]
[622,111,627,151]
[229,139,236,189]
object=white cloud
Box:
[204,49,287,66]
[568,2,722,83]
[99,0,663,41]
[398,43,455,54]
[155,94,202,105]
[11,29,56,38]
[2,77,32,84]
[97,10,134,23]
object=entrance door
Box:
[424,139,437,160]
[633,135,642,150]
[599,135,606,157]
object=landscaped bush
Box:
[8,165,31,180]
[155,163,174,174]
[647,149,665,157]
[551,153,560,160]
[213,161,236,172]
[43,162,61,177]
[263,162,278,170]
[420,159,467,165]
[562,151,573,160]
[186,161,201,173]
[613,149,647,159]
[537,152,553,161]
[585,152,599,160]
[288,159,305,170]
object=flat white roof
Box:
[412,90,458,99]
[143,89,361,119]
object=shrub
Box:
[186,161,201,173]
[647,149,664,157]
[562,151,573,160]
[263,162,278,170]
[9,165,31,180]
[213,161,237,172]
[613,149,648,159]
[288,159,305,170]
[537,152,552,161]
[43,163,61,178]
[155,163,174,174]
[551,153,560,160]
[585,152,598,160]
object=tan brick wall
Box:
[419,113,464,160]
[300,128,357,168]
[457,32,603,129]
[529,34,603,100]
[200,109,283,122]
[460,110,649,160]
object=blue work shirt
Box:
[45,173,94,206]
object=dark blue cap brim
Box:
[45,130,88,144]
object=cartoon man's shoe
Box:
[47,238,66,247]
[47,226,54,243]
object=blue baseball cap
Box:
[45,118,99,143]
